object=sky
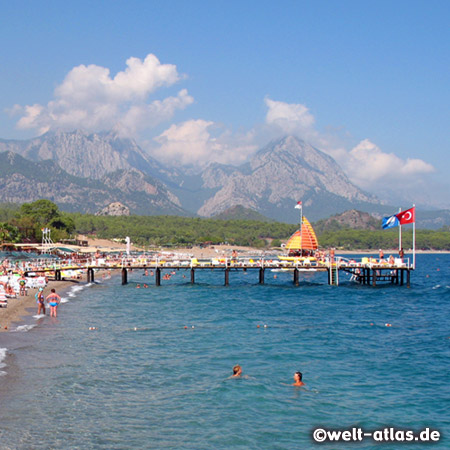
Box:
[1,0,449,208]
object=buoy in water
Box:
[385,323,392,327]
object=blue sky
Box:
[1,1,449,207]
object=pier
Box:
[24,256,413,288]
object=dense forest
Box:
[1,201,449,250]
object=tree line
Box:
[0,200,449,250]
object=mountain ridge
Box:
[1,130,448,226]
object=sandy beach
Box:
[0,279,76,332]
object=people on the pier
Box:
[46,288,61,317]
[399,248,404,261]
[379,249,384,260]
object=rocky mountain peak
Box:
[96,202,130,216]
[197,136,378,220]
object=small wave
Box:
[71,286,85,293]
[0,348,7,365]
[33,314,46,319]
[432,284,441,290]
[60,297,69,303]
[12,324,37,332]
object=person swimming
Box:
[232,364,242,377]
[292,371,305,386]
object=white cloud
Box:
[153,119,257,166]
[14,54,191,135]
[346,139,435,187]
[261,98,436,192]
[264,97,316,138]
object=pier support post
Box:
[294,268,299,286]
[155,268,161,286]
[224,268,229,286]
[406,270,410,288]
[121,268,128,285]
[372,270,377,287]
[191,268,195,284]
[87,268,94,283]
[259,268,265,284]
[400,270,404,286]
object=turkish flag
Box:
[396,207,415,225]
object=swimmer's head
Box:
[294,371,303,382]
[233,365,242,376]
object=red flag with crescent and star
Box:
[396,207,415,225]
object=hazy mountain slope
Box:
[198,136,380,221]
[0,151,186,215]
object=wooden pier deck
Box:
[25,256,413,288]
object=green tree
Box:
[20,199,60,225]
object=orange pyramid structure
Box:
[285,217,319,251]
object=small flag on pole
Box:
[382,215,399,229]
[294,201,302,209]
[396,207,415,225]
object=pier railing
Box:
[13,254,411,274]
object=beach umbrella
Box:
[285,217,319,251]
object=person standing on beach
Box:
[46,288,61,317]
[35,287,45,315]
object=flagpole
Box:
[300,204,303,258]
[398,207,402,253]
[412,204,416,269]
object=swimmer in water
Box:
[231,364,242,377]
[292,371,305,387]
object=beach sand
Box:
[0,279,76,332]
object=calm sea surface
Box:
[0,254,449,449]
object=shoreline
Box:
[0,279,79,332]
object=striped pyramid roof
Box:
[286,217,319,250]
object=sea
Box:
[0,253,449,450]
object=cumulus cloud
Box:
[346,139,435,188]
[153,119,257,166]
[260,98,435,191]
[13,54,192,135]
[264,97,317,139]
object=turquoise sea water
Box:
[0,254,449,449]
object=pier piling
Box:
[121,268,128,285]
[259,268,265,284]
[293,268,299,286]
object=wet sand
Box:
[0,279,77,332]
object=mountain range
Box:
[0,130,448,227]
